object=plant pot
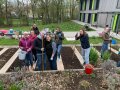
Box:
[84,64,94,74]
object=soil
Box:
[66,70,104,90]
[0,48,3,51]
[61,47,83,69]
[0,70,105,90]
[0,48,18,69]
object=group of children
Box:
[19,24,64,71]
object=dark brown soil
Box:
[61,47,83,69]
[66,70,104,90]
[94,46,101,52]
[0,48,3,51]
[112,46,119,51]
[0,48,18,69]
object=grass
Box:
[0,38,19,45]
[63,37,103,45]
[0,36,120,46]
[0,37,103,46]
[0,20,95,32]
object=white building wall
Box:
[99,0,119,12]
[97,13,108,27]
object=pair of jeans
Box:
[101,42,109,58]
[57,44,62,58]
[25,52,33,67]
[36,53,46,70]
[32,48,37,62]
[47,53,57,70]
[81,47,91,64]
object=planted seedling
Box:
[79,80,91,90]
[102,51,111,62]
[89,48,99,66]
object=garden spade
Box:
[41,34,44,71]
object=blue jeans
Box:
[36,53,46,70]
[25,52,33,67]
[81,47,91,64]
[57,44,62,58]
[49,54,57,70]
[101,42,109,57]
[117,61,120,67]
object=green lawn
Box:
[0,38,19,45]
[0,37,104,46]
[63,37,103,45]
[0,37,120,46]
[0,21,95,32]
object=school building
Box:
[79,0,120,33]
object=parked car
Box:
[0,30,8,36]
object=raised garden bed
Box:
[76,46,81,54]
[95,46,120,63]
[0,69,105,90]
[61,47,83,69]
[8,57,51,72]
[0,48,18,69]
[111,46,119,51]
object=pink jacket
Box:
[19,37,32,52]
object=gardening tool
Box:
[41,33,44,71]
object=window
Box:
[89,0,93,10]
[88,13,91,23]
[117,0,120,8]
[80,13,82,21]
[94,14,98,22]
[80,0,83,10]
[83,13,86,22]
[95,0,100,10]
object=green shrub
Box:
[0,81,4,90]
[90,48,99,66]
[9,84,21,90]
[102,51,111,62]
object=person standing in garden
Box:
[33,32,46,71]
[75,29,90,65]
[55,27,64,60]
[29,30,37,62]
[101,29,111,58]
[19,32,33,71]
[31,24,40,35]
[45,34,57,70]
